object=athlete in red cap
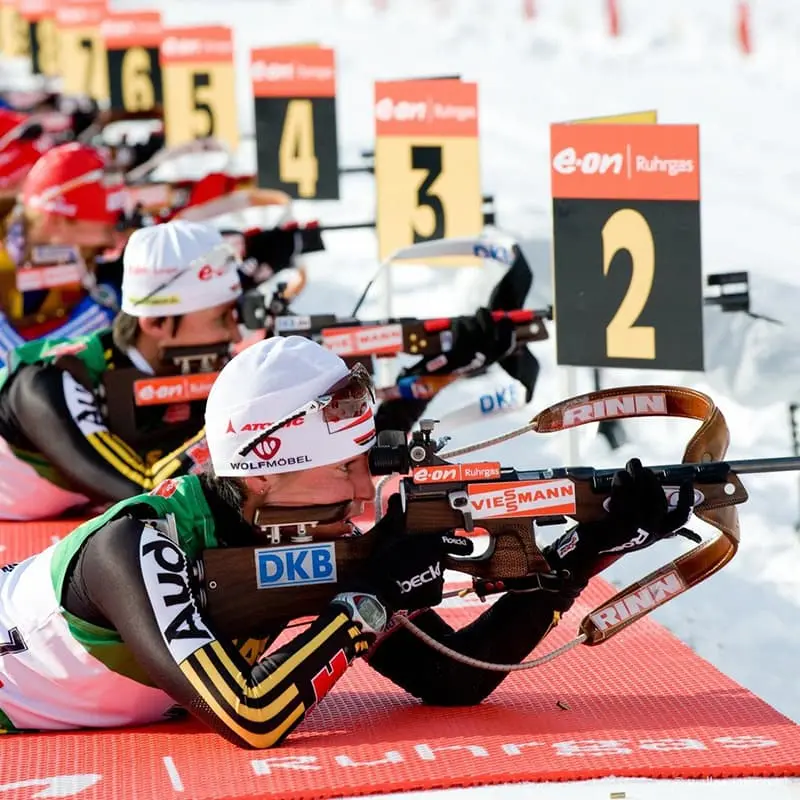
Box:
[0,142,129,351]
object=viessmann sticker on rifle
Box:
[321,324,404,357]
[561,392,668,428]
[412,462,501,484]
[467,479,576,519]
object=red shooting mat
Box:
[1,520,800,798]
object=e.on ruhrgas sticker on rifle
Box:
[560,392,668,428]
[468,479,576,519]
[321,324,404,357]
[550,123,699,201]
[133,373,219,406]
[412,462,501,484]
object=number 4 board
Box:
[550,122,703,371]
[251,46,340,200]
[160,25,239,152]
[374,78,482,261]
[101,9,163,113]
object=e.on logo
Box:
[134,373,219,406]
[552,147,623,177]
[374,97,427,124]
[467,479,576,519]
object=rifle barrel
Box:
[726,456,800,474]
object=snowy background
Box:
[17,0,800,732]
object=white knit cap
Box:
[121,220,242,317]
[206,335,376,476]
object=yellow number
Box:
[121,46,155,111]
[36,17,59,76]
[602,208,656,360]
[191,71,215,137]
[78,36,95,95]
[13,13,29,56]
[278,99,318,198]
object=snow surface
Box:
[21,0,800,793]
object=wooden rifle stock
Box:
[197,385,762,649]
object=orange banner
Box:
[17,0,52,21]
[250,46,335,98]
[101,10,162,50]
[55,1,106,28]
[159,25,233,65]
[375,79,478,138]
[550,123,700,201]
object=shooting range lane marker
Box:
[162,756,185,792]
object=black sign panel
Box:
[254,96,339,200]
[107,46,163,113]
[553,198,703,370]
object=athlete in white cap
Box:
[0,334,693,746]
[0,219,242,520]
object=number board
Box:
[56,1,109,100]
[374,79,482,261]
[160,25,239,152]
[1,0,30,59]
[101,10,163,113]
[19,0,58,75]
[251,46,339,200]
[550,123,703,371]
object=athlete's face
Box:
[244,454,375,537]
[160,301,243,351]
[31,214,116,249]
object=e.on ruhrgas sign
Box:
[549,122,704,372]
[550,123,700,201]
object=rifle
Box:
[197,384,794,657]
[238,233,550,405]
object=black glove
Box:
[244,224,325,278]
[405,307,516,377]
[546,458,700,581]
[348,494,473,613]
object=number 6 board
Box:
[251,46,339,199]
[550,123,703,371]
[101,9,163,113]
[160,25,239,152]
[374,79,482,261]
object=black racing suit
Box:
[0,329,210,506]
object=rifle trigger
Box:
[448,489,474,532]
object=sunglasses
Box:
[238,361,375,458]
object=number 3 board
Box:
[550,122,703,371]
[374,78,482,261]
